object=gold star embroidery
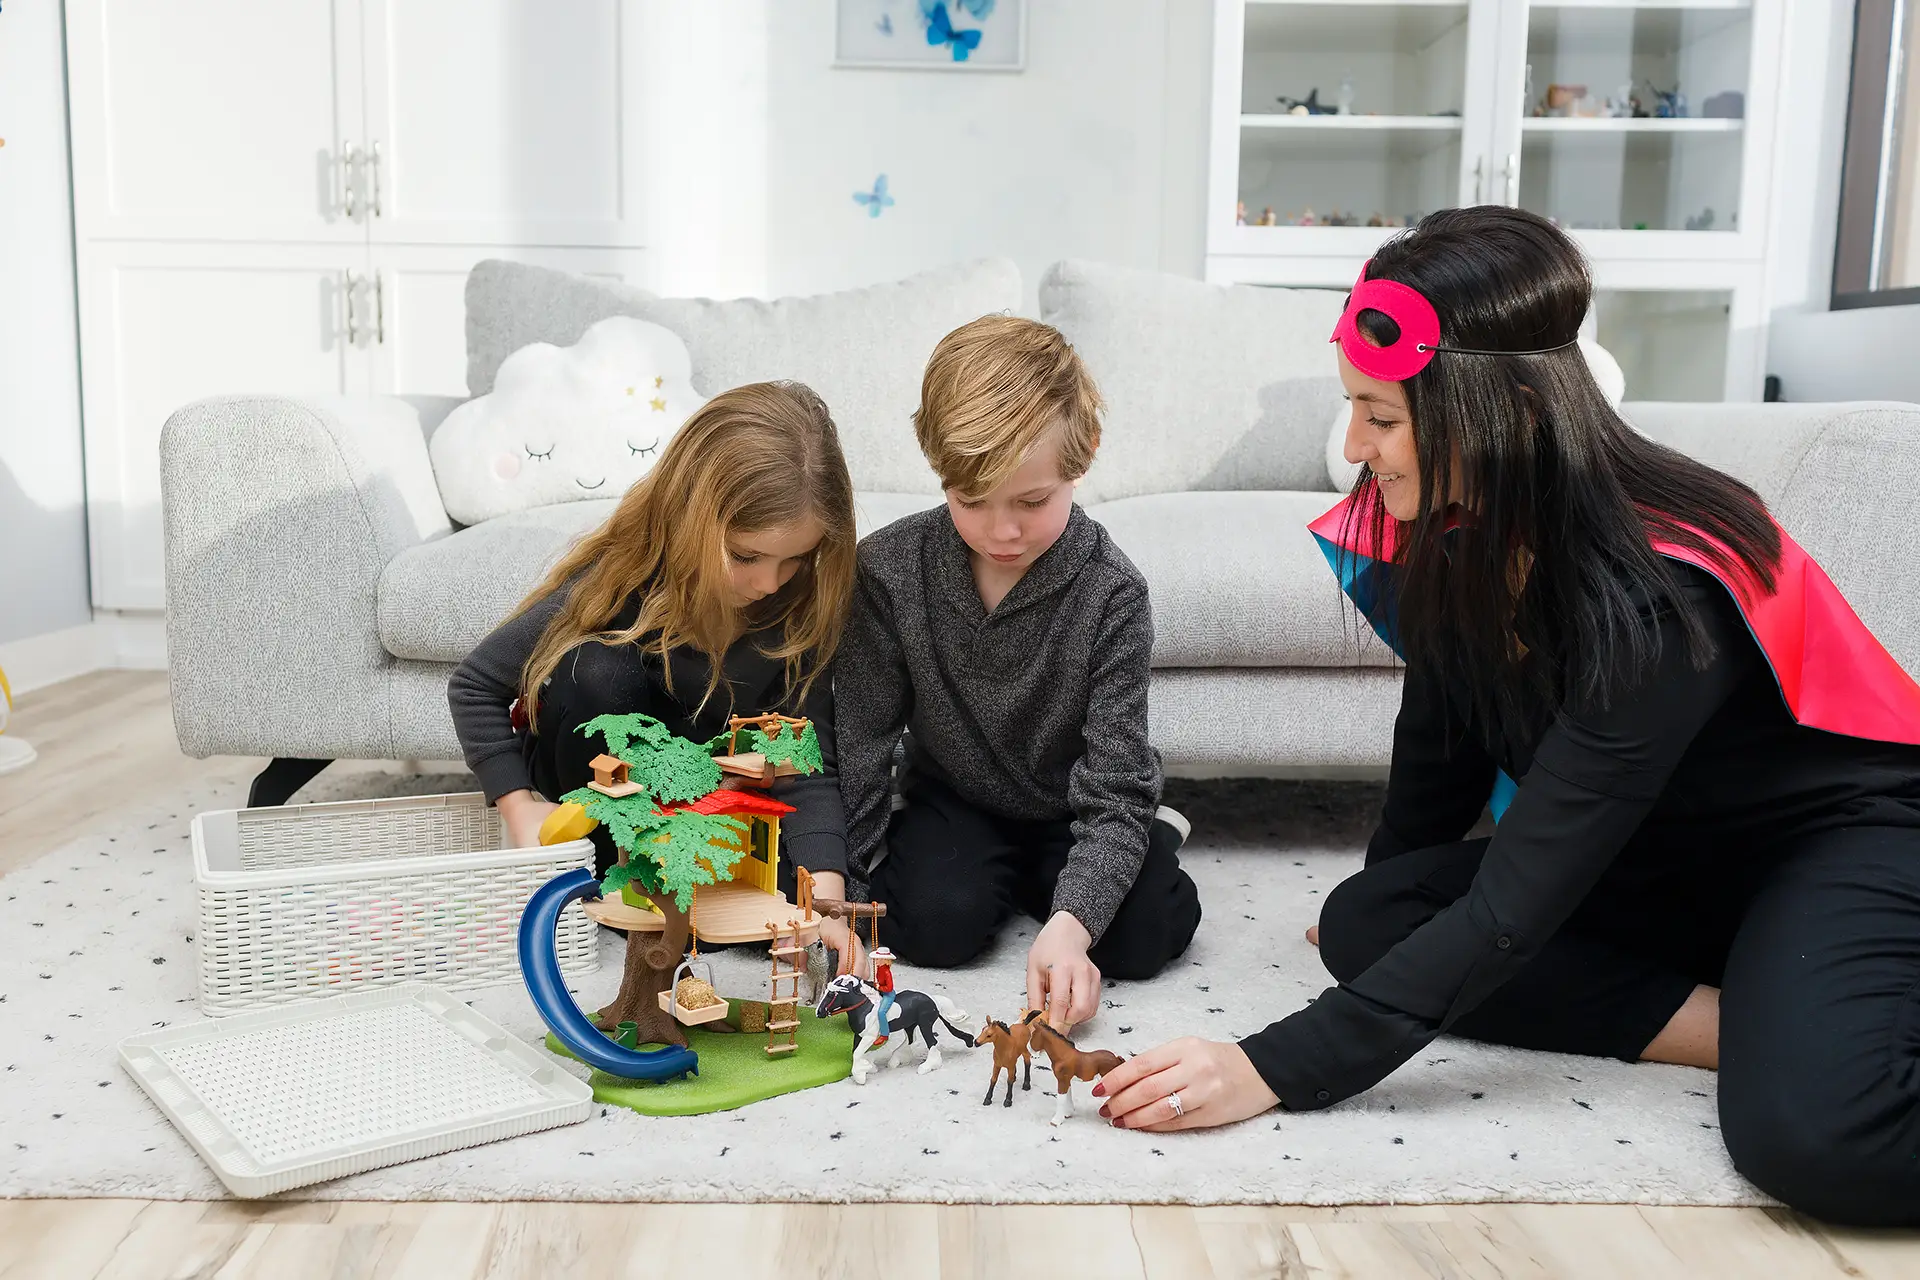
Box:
[654,375,664,389]
[649,396,667,411]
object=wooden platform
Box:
[580,882,822,945]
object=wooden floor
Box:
[3,671,1917,1280]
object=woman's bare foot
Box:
[1305,925,1319,947]
[1642,984,1719,1069]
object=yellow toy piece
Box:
[538,801,599,846]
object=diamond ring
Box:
[1167,1092,1184,1117]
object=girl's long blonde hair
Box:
[516,380,856,724]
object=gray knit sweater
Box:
[835,504,1162,942]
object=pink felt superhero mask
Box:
[1330,260,1578,382]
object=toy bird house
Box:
[587,752,643,798]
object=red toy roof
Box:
[674,788,796,818]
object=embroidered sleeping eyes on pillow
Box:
[429,316,707,526]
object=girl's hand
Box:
[497,789,559,850]
[1028,912,1100,1030]
[1094,1037,1279,1132]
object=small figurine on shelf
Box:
[1367,212,1385,228]
[1544,83,1586,117]
[1648,81,1687,118]
[975,1009,1039,1107]
[1606,82,1635,119]
[1685,207,1717,232]
[1257,206,1278,226]
[1336,72,1355,117]
[815,970,975,1085]
[1235,200,1248,226]
[1296,207,1317,226]
[1027,1018,1125,1126]
[1277,89,1334,116]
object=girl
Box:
[1099,207,1920,1226]
[448,380,870,970]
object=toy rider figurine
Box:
[870,946,897,1046]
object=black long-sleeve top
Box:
[1240,560,1920,1110]
[447,589,848,876]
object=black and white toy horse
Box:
[814,973,974,1085]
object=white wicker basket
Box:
[193,791,599,1015]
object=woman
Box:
[1098,206,1920,1226]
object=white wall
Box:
[764,0,1212,310]
[0,0,91,646]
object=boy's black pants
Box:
[869,776,1202,978]
[1316,825,1920,1227]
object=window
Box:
[1836,0,1920,307]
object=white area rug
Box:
[0,773,1764,1205]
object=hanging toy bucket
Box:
[658,957,729,1026]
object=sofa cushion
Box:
[465,258,1024,495]
[379,491,956,664]
[1089,491,1398,668]
[379,501,617,662]
[1039,260,1347,504]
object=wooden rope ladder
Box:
[765,919,804,1056]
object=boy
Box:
[836,315,1201,1028]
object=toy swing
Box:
[839,901,883,977]
[659,891,730,1026]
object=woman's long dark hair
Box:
[1343,206,1780,745]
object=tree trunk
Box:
[593,893,691,1048]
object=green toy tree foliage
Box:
[565,713,758,908]
[746,721,824,774]
[575,712,721,804]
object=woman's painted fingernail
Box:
[1098,1104,1111,1118]
[1091,1082,1106,1097]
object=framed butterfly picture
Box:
[834,0,1025,71]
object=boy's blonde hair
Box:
[913,315,1103,499]
[515,381,856,722]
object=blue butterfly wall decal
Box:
[853,174,895,218]
[925,2,982,61]
[920,0,993,18]
[876,13,892,36]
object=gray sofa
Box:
[160,258,1920,799]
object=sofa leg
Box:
[248,758,334,807]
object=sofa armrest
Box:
[1624,399,1920,676]
[161,395,452,759]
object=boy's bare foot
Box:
[1305,925,1319,947]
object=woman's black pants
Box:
[1316,825,1920,1226]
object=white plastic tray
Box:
[119,984,592,1197]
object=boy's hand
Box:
[806,872,868,977]
[1028,911,1099,1030]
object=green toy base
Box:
[544,1009,855,1116]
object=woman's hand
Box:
[497,789,559,850]
[1095,1037,1279,1132]
[1028,911,1100,1030]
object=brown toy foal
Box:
[974,1012,1036,1107]
[1027,1016,1125,1126]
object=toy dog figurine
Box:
[814,972,974,1085]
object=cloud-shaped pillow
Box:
[430,316,706,525]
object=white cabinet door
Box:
[64,0,367,243]
[366,246,652,399]
[361,0,644,247]
[79,243,373,609]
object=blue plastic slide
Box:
[518,867,700,1081]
